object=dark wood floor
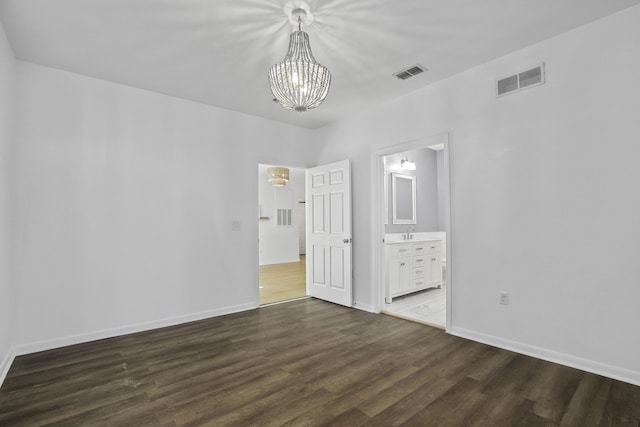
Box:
[1,299,639,426]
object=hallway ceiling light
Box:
[267,167,289,187]
[401,159,416,170]
[268,7,331,112]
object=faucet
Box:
[405,226,415,240]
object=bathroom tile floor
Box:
[383,286,446,328]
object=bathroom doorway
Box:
[258,164,307,305]
[373,133,452,330]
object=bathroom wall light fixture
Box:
[401,159,416,170]
[267,167,290,187]
[268,7,331,112]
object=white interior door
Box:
[306,160,352,307]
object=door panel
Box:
[312,246,325,284]
[312,194,325,233]
[306,160,352,307]
[330,246,345,289]
[330,192,344,233]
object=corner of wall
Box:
[0,17,17,390]
[449,326,640,387]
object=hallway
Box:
[259,256,306,305]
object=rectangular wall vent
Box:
[394,64,427,80]
[496,63,545,97]
[277,209,292,226]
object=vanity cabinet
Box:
[385,240,442,302]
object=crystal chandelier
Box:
[268,8,331,112]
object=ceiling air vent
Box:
[496,63,545,97]
[394,64,427,80]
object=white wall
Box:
[11,61,315,351]
[313,6,640,384]
[0,20,15,377]
[258,165,304,265]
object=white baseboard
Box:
[0,347,16,388]
[0,302,257,388]
[449,326,640,387]
[353,300,375,313]
[7,305,636,390]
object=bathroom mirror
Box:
[392,173,416,224]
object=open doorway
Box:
[374,134,452,330]
[258,164,307,305]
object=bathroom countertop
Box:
[384,232,444,244]
[384,238,440,244]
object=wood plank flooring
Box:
[259,256,306,305]
[1,298,639,426]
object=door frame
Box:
[371,133,453,331]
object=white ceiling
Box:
[1,0,639,129]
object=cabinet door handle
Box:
[432,257,437,261]
[399,249,407,252]
[400,262,406,266]
[431,246,436,249]
[416,258,423,262]
[416,248,424,251]
[416,282,423,286]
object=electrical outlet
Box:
[500,292,509,305]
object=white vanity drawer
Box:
[412,266,426,278]
[413,255,426,267]
[413,245,425,254]
[390,245,412,257]
[414,242,441,255]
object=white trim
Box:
[0,347,17,387]
[372,133,451,318]
[449,326,640,387]
[442,137,453,333]
[352,301,375,313]
[3,302,257,381]
[371,151,384,313]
